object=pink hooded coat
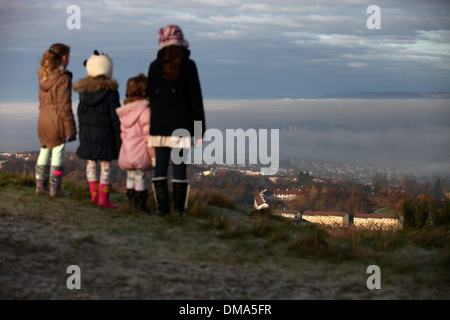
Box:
[116,99,155,170]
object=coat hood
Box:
[73,76,119,107]
[73,76,118,92]
[39,70,72,92]
[157,46,191,59]
[116,99,149,128]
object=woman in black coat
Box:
[74,51,122,209]
[147,25,205,216]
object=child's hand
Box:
[66,135,77,142]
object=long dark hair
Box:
[162,45,184,81]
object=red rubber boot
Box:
[98,184,117,209]
[88,181,99,203]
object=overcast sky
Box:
[0,0,449,101]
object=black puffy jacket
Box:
[73,76,122,161]
[147,47,205,138]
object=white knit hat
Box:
[84,50,113,78]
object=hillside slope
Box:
[0,172,449,300]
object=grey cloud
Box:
[1,1,449,101]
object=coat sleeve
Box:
[56,73,77,138]
[109,90,122,154]
[140,106,151,136]
[186,60,205,136]
[141,105,155,162]
[76,98,84,130]
[147,63,154,105]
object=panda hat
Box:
[84,50,113,78]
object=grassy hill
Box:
[0,171,449,300]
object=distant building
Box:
[267,175,298,183]
[239,169,261,176]
[273,189,302,201]
[254,192,269,210]
[0,160,7,169]
[254,189,276,210]
[301,211,350,227]
[15,152,34,159]
[300,211,403,230]
[273,209,301,219]
[353,213,403,230]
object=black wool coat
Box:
[73,76,122,161]
[147,47,205,138]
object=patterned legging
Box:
[126,170,146,191]
[86,160,111,184]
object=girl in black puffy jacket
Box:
[74,50,122,209]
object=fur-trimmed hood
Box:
[74,76,119,107]
[116,99,149,129]
[73,76,118,93]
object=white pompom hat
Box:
[84,50,113,78]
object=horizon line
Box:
[1,90,450,111]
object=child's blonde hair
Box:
[37,43,71,81]
[124,73,148,104]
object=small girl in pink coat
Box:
[116,73,155,214]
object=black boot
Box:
[152,178,169,217]
[173,179,190,216]
[126,189,136,209]
[135,190,152,215]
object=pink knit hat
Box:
[158,25,189,49]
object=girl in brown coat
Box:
[35,43,77,197]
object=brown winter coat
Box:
[37,70,77,149]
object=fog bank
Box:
[1,99,449,176]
